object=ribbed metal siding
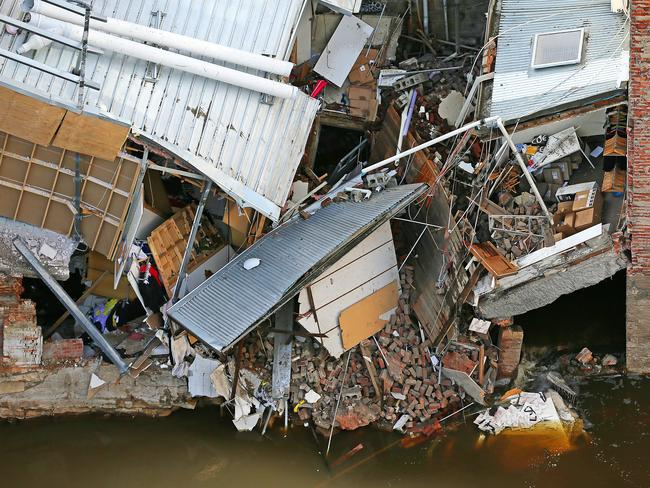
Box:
[0,0,318,214]
[490,0,628,122]
[167,184,428,352]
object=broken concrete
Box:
[0,361,194,419]
[477,245,627,319]
[0,217,77,280]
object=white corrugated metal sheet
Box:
[0,0,319,221]
[490,0,629,123]
[167,184,428,353]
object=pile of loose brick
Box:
[236,266,469,433]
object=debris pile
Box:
[232,267,471,434]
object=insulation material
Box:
[298,222,400,357]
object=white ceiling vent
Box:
[531,29,584,69]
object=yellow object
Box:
[293,399,305,413]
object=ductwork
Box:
[24,0,294,77]
[23,13,297,99]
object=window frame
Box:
[531,28,585,69]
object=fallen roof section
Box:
[489,0,629,123]
[0,0,319,221]
[168,183,428,353]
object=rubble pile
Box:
[235,267,469,433]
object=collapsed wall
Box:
[0,274,194,419]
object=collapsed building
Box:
[0,0,640,440]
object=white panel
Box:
[297,222,399,357]
[114,189,143,289]
[314,15,373,86]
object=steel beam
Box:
[0,48,100,90]
[13,237,128,374]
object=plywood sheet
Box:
[469,242,518,278]
[52,111,129,161]
[0,86,65,146]
[87,251,134,300]
[339,280,399,350]
[222,200,252,248]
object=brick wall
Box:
[628,0,650,272]
[0,274,42,367]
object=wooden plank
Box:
[339,280,399,350]
[52,111,129,161]
[359,339,381,397]
[468,242,518,278]
[0,85,65,146]
[44,270,109,338]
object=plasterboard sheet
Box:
[297,222,399,357]
[314,15,373,86]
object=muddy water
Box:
[2,273,645,487]
[0,375,647,488]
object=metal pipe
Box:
[422,0,429,36]
[12,237,128,374]
[26,0,293,76]
[494,118,552,220]
[442,0,450,40]
[25,14,296,99]
[362,116,499,175]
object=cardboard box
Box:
[348,86,377,121]
[553,232,565,243]
[556,181,596,202]
[552,211,576,236]
[572,188,603,212]
[348,86,374,101]
[556,200,574,215]
[348,50,377,85]
[574,207,601,232]
[543,167,563,185]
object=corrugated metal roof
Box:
[0,0,319,221]
[167,183,428,352]
[490,0,628,123]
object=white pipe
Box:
[494,118,551,220]
[26,0,294,77]
[26,14,296,99]
[16,14,64,53]
[362,116,499,175]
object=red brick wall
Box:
[42,339,84,362]
[628,0,650,272]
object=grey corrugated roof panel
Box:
[0,0,318,221]
[489,0,629,123]
[167,183,429,352]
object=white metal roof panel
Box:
[490,0,629,123]
[167,184,428,353]
[0,0,318,221]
